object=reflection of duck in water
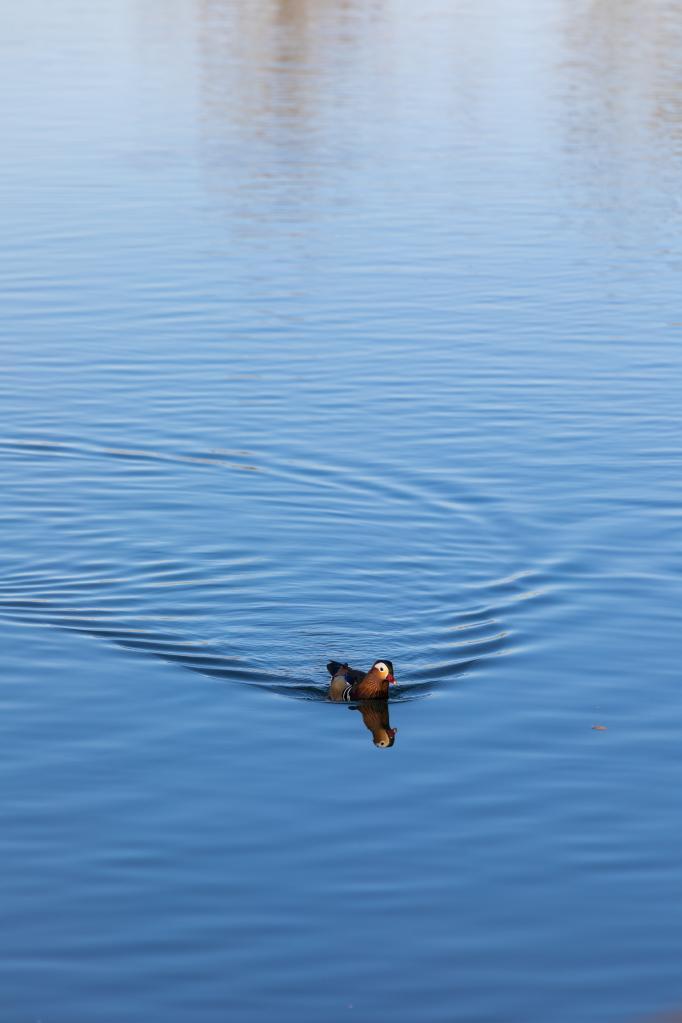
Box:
[353,700,397,748]
[327,659,396,701]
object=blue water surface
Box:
[2,2,682,1021]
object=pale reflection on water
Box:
[559,0,682,230]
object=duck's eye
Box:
[375,662,386,672]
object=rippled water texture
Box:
[3,2,682,1021]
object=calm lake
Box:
[3,1,682,1021]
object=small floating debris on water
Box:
[592,724,608,731]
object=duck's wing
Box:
[326,660,366,684]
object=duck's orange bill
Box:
[387,674,396,684]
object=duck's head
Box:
[372,659,396,684]
[373,726,397,748]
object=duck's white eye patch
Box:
[375,662,387,672]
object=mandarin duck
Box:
[327,659,396,702]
